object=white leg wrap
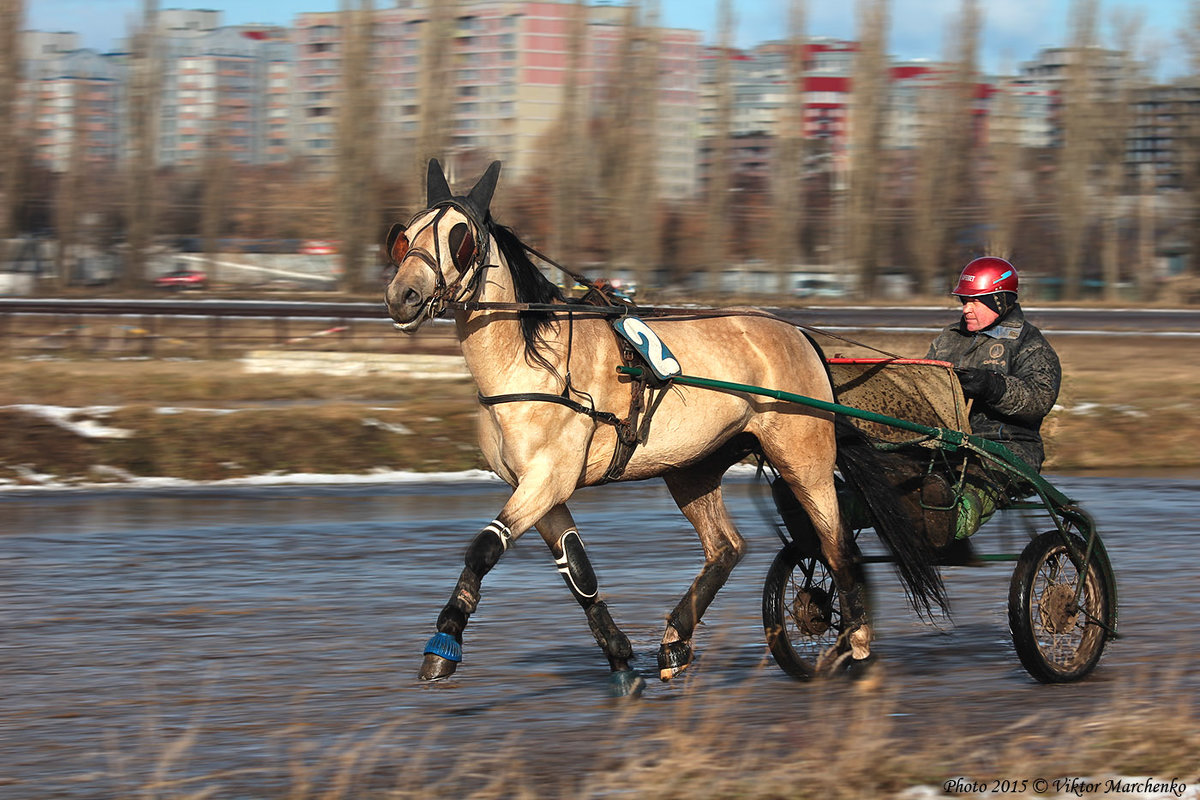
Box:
[483,519,513,552]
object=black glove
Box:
[955,367,1006,404]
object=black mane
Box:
[488,221,568,370]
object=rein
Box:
[448,299,905,361]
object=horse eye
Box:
[449,223,475,270]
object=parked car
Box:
[154,268,207,290]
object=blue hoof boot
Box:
[423,632,462,662]
[609,669,646,698]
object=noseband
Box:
[390,201,493,321]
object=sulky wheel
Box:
[1008,529,1114,683]
[762,542,854,680]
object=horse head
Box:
[384,159,501,332]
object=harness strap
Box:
[477,390,624,429]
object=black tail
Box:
[835,416,947,617]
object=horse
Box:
[384,159,943,696]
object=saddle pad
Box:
[827,358,971,442]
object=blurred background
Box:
[2,0,1199,302]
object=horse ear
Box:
[465,161,501,219]
[426,158,452,207]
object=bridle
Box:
[386,201,493,325]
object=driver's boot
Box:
[920,474,956,549]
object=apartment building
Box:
[151,10,292,166]
[18,8,1197,199]
[296,1,702,195]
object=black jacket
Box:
[925,304,1061,469]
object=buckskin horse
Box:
[384,159,942,696]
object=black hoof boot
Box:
[657,640,693,682]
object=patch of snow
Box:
[363,417,414,435]
[5,405,132,439]
[0,468,505,493]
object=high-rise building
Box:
[147,11,292,166]
[20,34,123,171]
[304,1,703,195]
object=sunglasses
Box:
[384,219,477,272]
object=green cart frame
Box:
[620,358,1119,684]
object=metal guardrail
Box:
[0,297,456,358]
[0,297,386,320]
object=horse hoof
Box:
[657,640,692,682]
[847,655,882,689]
[418,653,459,681]
[609,669,646,698]
[814,643,853,678]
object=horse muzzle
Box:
[385,279,434,333]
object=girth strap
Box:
[476,390,623,429]
[476,377,648,483]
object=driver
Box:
[921,256,1062,546]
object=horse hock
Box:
[419,521,512,681]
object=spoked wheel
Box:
[762,542,853,680]
[1008,530,1114,683]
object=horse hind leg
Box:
[536,505,645,698]
[765,446,874,671]
[659,465,747,681]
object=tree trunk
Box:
[123,0,162,291]
[770,0,807,296]
[848,0,889,299]
[0,0,22,242]
[337,0,379,293]
[1057,0,1101,302]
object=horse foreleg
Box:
[418,464,577,682]
[660,468,747,681]
[418,518,513,681]
[535,505,644,697]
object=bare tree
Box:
[337,0,379,292]
[54,82,85,289]
[1098,9,1144,302]
[911,0,979,296]
[1057,0,1101,301]
[983,73,1023,260]
[770,0,807,295]
[703,0,735,291]
[201,131,228,285]
[1180,0,1200,286]
[123,0,162,290]
[0,0,24,243]
[416,0,455,178]
[848,0,889,298]
[627,0,661,291]
[550,0,589,270]
[1136,162,1156,300]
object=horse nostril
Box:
[403,287,422,309]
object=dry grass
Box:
[88,669,1199,799]
[1,331,1198,484]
